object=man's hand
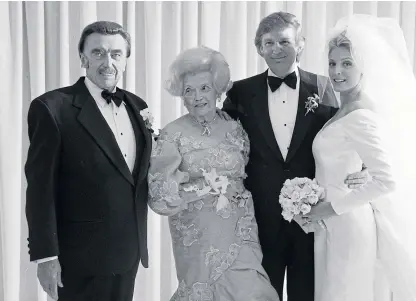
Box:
[345,167,371,189]
[216,108,232,121]
[37,258,63,300]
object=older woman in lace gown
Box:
[148,46,279,301]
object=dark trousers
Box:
[58,263,139,301]
[262,220,315,301]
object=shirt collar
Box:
[84,77,117,108]
[268,64,299,79]
[267,65,300,91]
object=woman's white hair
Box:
[165,46,233,97]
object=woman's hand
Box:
[216,108,233,121]
[293,215,319,233]
[303,201,337,223]
[344,167,370,189]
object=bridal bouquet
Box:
[279,177,326,228]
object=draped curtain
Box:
[1,1,415,301]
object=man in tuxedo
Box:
[222,12,366,301]
[25,21,152,301]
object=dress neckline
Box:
[319,108,370,135]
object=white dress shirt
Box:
[36,78,136,264]
[267,66,300,160]
[84,77,136,172]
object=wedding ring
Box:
[318,220,327,230]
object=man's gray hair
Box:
[78,21,131,58]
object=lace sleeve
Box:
[148,131,188,216]
[148,131,205,216]
[234,120,250,165]
[330,110,396,215]
[241,122,250,165]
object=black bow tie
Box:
[268,71,297,92]
[101,89,124,107]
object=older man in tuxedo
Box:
[25,21,152,301]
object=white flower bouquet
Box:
[279,177,326,230]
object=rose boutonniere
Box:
[305,94,319,116]
[140,108,159,139]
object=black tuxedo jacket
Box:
[223,69,336,249]
[25,77,151,275]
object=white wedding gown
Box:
[312,108,413,301]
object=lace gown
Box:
[148,115,279,301]
[312,109,395,301]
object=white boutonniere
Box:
[140,108,159,139]
[305,94,320,116]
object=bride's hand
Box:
[344,166,370,189]
[304,202,337,222]
[293,215,319,233]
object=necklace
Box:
[191,114,218,136]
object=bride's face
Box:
[182,71,218,119]
[328,46,362,93]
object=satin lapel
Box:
[250,71,284,162]
[73,79,134,185]
[285,69,316,163]
[122,92,152,184]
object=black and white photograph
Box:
[1,1,416,301]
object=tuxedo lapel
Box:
[251,71,284,162]
[285,69,316,163]
[122,92,152,184]
[72,79,135,185]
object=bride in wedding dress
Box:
[303,14,416,301]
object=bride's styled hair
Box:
[328,31,351,53]
[164,46,233,97]
[327,30,362,68]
